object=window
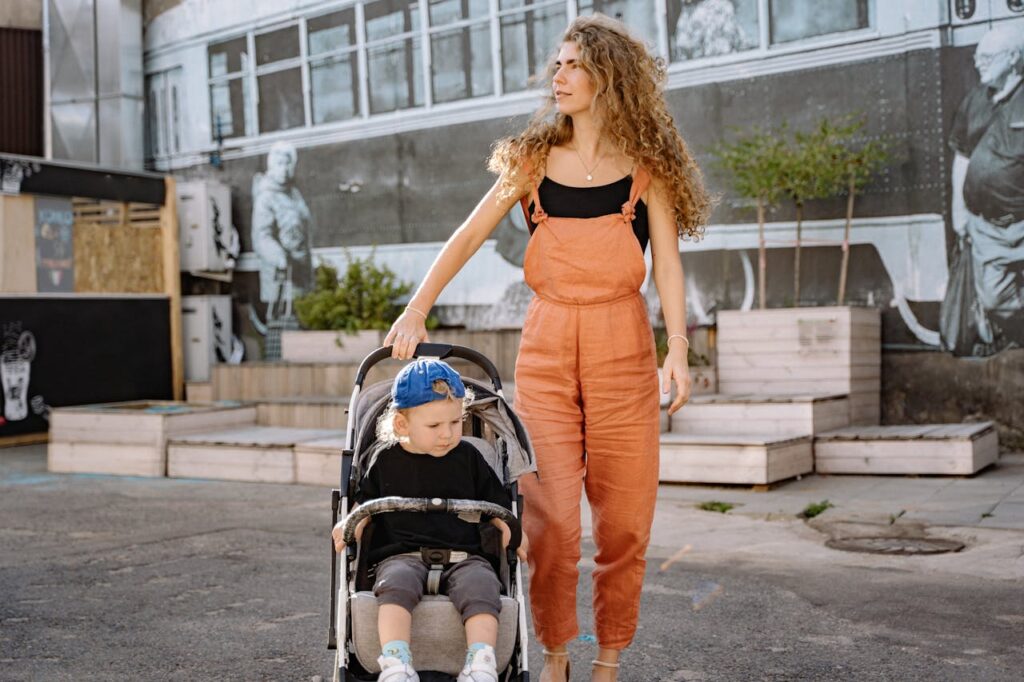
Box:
[429,0,494,103]
[499,0,566,93]
[768,0,870,44]
[577,0,658,47]
[309,9,360,124]
[254,25,305,133]
[208,37,252,138]
[365,0,424,113]
[191,0,876,148]
[667,0,870,63]
[146,67,183,161]
[668,0,759,61]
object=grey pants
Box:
[373,554,502,623]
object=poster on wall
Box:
[34,195,74,293]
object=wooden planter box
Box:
[815,423,999,475]
[293,436,346,486]
[671,393,849,437]
[659,433,814,485]
[167,425,342,483]
[48,401,257,477]
[281,330,384,363]
[716,307,880,425]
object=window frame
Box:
[193,0,878,150]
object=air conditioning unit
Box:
[176,180,236,272]
[181,295,232,383]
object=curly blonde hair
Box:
[488,13,712,240]
[375,380,476,447]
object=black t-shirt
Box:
[354,441,511,565]
[949,84,1000,157]
[528,175,650,253]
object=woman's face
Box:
[552,41,596,117]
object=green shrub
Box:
[294,256,413,333]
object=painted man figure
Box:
[949,22,1024,350]
[251,141,313,317]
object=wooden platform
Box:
[814,423,999,475]
[293,436,346,486]
[167,425,343,483]
[717,307,880,425]
[671,393,849,437]
[659,433,814,486]
[48,401,257,477]
[256,396,349,429]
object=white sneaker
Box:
[457,646,499,682]
[377,655,419,682]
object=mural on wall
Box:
[0,323,44,426]
[944,21,1024,356]
[251,141,313,320]
[34,196,75,293]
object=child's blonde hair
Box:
[376,379,475,446]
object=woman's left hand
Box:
[662,346,692,416]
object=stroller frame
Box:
[329,343,531,682]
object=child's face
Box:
[394,399,464,457]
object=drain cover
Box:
[826,536,965,555]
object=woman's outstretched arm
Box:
[385,177,527,359]
[647,177,693,415]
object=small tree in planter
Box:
[711,127,786,309]
[823,117,888,305]
[290,256,435,360]
[781,121,842,306]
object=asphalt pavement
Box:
[1,444,1022,681]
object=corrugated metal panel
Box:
[0,28,43,157]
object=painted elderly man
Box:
[251,141,313,315]
[949,22,1024,348]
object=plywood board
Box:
[0,194,36,293]
[169,425,342,447]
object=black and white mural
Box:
[250,141,313,321]
[945,22,1024,355]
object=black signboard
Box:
[0,296,172,437]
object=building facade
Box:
[142,0,1024,373]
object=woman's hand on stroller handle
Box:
[384,308,429,359]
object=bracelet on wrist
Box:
[667,334,689,350]
[405,305,428,320]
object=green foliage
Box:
[698,501,734,514]
[714,115,889,213]
[710,126,788,207]
[799,500,834,519]
[294,256,414,333]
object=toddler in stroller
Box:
[331,352,531,682]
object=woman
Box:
[385,14,711,681]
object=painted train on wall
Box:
[143,1,1024,359]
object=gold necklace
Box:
[572,144,605,182]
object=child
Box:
[332,358,528,682]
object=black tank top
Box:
[528,175,650,254]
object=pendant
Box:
[586,174,593,181]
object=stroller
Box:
[329,343,536,681]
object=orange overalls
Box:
[513,168,660,650]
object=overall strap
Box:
[621,165,651,224]
[517,161,546,235]
[628,166,651,207]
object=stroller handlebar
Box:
[355,344,503,390]
[339,496,520,548]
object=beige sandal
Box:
[542,649,571,680]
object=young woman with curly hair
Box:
[385,13,711,681]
